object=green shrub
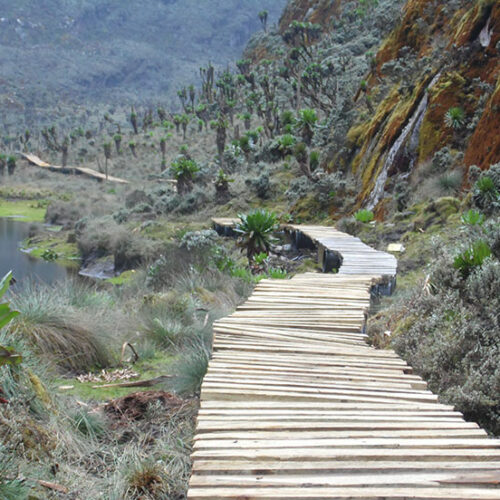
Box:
[268,268,288,279]
[461,209,485,226]
[170,157,200,194]
[354,209,374,223]
[474,175,500,214]
[453,240,491,277]
[437,171,462,194]
[169,342,210,396]
[444,107,465,129]
[235,209,278,262]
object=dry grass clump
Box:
[8,281,118,373]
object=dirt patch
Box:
[104,391,184,422]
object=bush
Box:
[169,342,210,396]
[461,209,484,226]
[453,240,491,277]
[391,224,500,435]
[45,201,85,228]
[354,209,374,223]
[235,209,278,261]
[9,282,112,373]
[444,106,465,129]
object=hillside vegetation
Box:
[0,0,499,498]
[0,0,286,131]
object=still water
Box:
[0,218,71,285]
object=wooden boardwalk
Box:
[22,153,130,184]
[188,223,500,499]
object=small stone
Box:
[387,243,405,253]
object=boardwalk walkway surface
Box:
[188,222,500,499]
[22,153,130,184]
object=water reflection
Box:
[0,218,71,285]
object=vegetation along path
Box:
[187,223,500,499]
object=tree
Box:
[296,108,318,146]
[7,156,16,176]
[214,168,234,203]
[235,209,278,263]
[0,154,6,176]
[180,114,190,140]
[130,108,138,134]
[113,134,122,154]
[129,141,137,158]
[160,137,167,171]
[170,157,200,194]
[103,142,112,181]
[258,10,269,32]
[211,114,228,168]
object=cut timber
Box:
[188,223,499,499]
[22,153,130,184]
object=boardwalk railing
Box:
[187,222,500,499]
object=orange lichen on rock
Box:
[465,76,500,169]
[418,72,466,162]
[376,0,443,70]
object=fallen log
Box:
[91,375,173,389]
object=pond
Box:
[0,217,72,285]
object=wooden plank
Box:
[188,222,496,498]
[187,486,500,499]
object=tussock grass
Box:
[9,281,114,373]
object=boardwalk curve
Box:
[188,222,500,499]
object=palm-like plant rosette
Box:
[235,209,279,261]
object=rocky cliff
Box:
[247,0,499,215]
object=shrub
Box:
[268,268,288,279]
[245,170,270,199]
[444,106,465,129]
[473,174,500,214]
[169,342,210,396]
[354,209,374,223]
[437,171,462,194]
[461,209,485,226]
[453,240,491,277]
[9,282,112,373]
[45,200,85,228]
[235,209,278,262]
[170,157,200,194]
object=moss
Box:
[0,199,46,222]
[28,370,52,407]
[23,234,80,268]
[465,76,500,169]
[418,72,466,162]
[106,270,138,286]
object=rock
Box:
[387,243,405,253]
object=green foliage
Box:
[0,272,19,331]
[253,252,268,265]
[0,272,22,370]
[309,150,320,171]
[444,107,465,129]
[235,209,278,261]
[461,209,485,226]
[170,157,200,194]
[170,343,210,396]
[41,248,58,261]
[453,240,491,277]
[268,268,288,279]
[354,209,374,223]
